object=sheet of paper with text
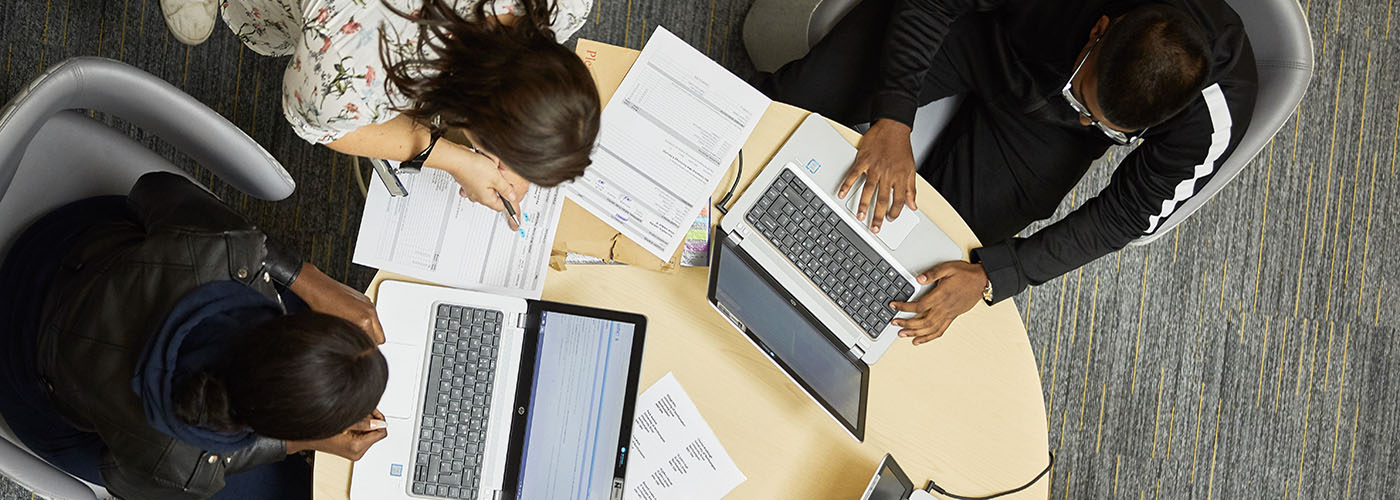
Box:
[569,26,771,261]
[353,163,562,299]
[623,372,745,500]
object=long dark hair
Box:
[381,0,601,186]
[172,312,389,441]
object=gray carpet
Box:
[0,0,1396,499]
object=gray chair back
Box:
[0,56,297,500]
[1131,0,1313,244]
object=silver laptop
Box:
[353,281,647,500]
[705,113,961,441]
[859,454,939,500]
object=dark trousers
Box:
[758,0,1112,242]
[0,196,311,500]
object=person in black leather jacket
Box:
[0,172,392,500]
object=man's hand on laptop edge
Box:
[890,261,988,345]
[840,118,918,234]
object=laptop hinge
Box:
[849,343,866,360]
[514,313,527,329]
[729,226,748,244]
[715,302,745,332]
[491,490,503,500]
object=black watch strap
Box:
[399,127,445,173]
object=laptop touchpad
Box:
[842,176,919,250]
[377,342,426,419]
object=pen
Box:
[498,193,521,228]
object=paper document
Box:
[353,164,563,299]
[624,373,745,500]
[569,26,771,261]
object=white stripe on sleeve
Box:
[1143,83,1232,234]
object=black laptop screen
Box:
[710,231,867,438]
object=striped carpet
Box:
[1,0,1396,499]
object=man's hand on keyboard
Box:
[840,119,918,234]
[291,263,387,344]
[889,261,988,345]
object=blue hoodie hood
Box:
[132,280,282,453]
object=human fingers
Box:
[910,319,954,345]
[857,172,879,221]
[916,262,961,285]
[346,429,388,461]
[501,207,521,231]
[889,300,927,314]
[869,173,890,233]
[347,413,378,432]
[895,313,940,336]
[500,171,530,204]
[887,175,911,222]
[838,159,869,200]
[365,312,386,345]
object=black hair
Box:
[172,312,389,441]
[1094,4,1212,130]
[382,0,601,187]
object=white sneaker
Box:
[160,0,219,46]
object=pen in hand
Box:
[498,192,521,230]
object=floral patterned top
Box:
[222,0,593,144]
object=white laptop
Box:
[706,113,962,441]
[353,281,647,500]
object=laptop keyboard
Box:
[745,169,915,338]
[410,304,505,499]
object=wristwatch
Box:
[982,279,995,304]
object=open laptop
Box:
[353,280,647,500]
[706,113,962,441]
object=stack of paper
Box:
[568,26,771,261]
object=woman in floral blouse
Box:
[224,0,598,225]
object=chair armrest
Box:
[0,57,295,201]
[0,436,97,500]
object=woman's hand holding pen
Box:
[440,140,528,231]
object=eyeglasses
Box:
[1061,36,1145,146]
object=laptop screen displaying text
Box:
[515,311,635,499]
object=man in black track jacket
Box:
[760,0,1257,343]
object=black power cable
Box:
[925,452,1054,500]
[714,149,743,215]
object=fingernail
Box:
[369,420,388,430]
[872,226,880,233]
[918,276,928,284]
[857,211,865,218]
